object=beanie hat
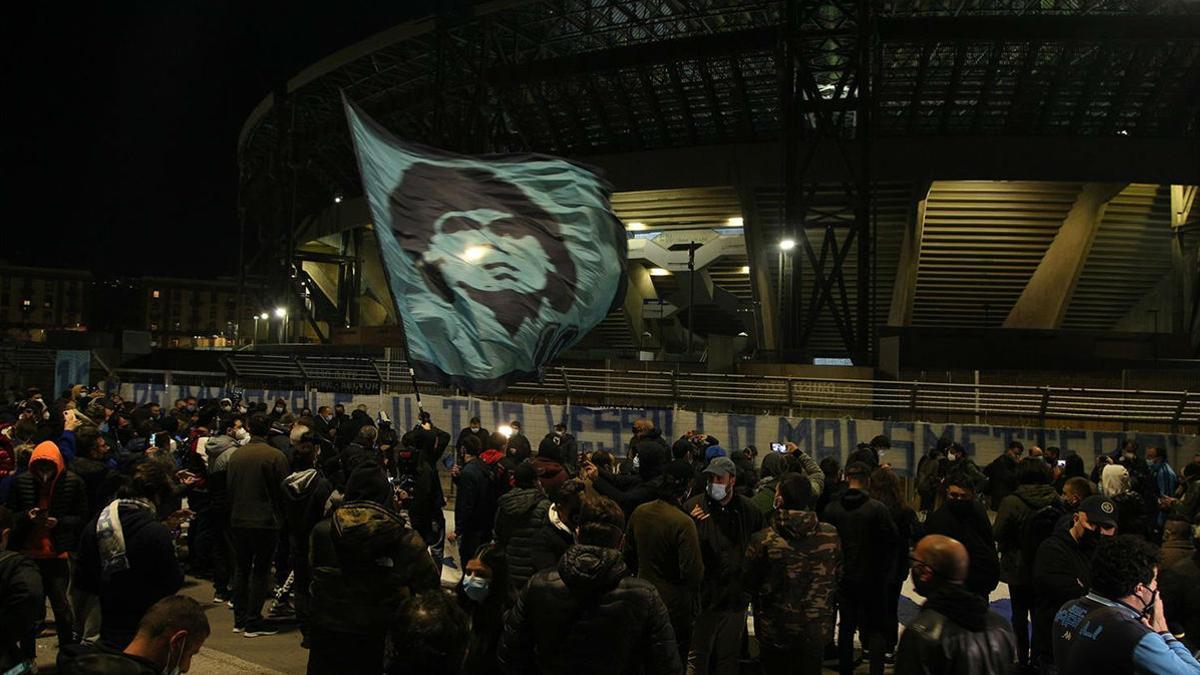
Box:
[514,462,539,489]
[705,445,727,462]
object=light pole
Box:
[274,307,287,343]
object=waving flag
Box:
[344,97,627,394]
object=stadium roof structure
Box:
[237,0,1200,363]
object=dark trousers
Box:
[883,580,902,653]
[430,509,446,563]
[1010,583,1035,667]
[307,628,384,675]
[759,640,824,675]
[21,558,74,656]
[231,527,277,626]
[211,509,234,595]
[686,609,744,675]
[838,584,885,675]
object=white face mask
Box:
[234,428,250,444]
[707,482,728,502]
[165,636,187,675]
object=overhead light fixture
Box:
[274,307,287,318]
[740,266,750,274]
[626,222,647,231]
[727,217,744,227]
[649,268,671,276]
[463,245,489,262]
[333,194,343,204]
[779,239,796,251]
[737,331,748,337]
[259,313,269,320]
[1117,129,1129,136]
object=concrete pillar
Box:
[737,186,778,350]
[1004,183,1127,329]
[622,265,659,349]
[888,181,931,327]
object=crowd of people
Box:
[0,384,1199,674]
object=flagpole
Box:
[409,367,424,415]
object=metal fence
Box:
[2,346,1195,428]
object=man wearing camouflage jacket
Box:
[743,473,842,675]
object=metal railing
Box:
[3,346,1195,427]
[215,353,1198,428]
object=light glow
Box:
[779,239,796,251]
[740,266,750,274]
[626,222,647,231]
[497,425,513,438]
[727,217,744,227]
[463,246,489,262]
[649,268,671,276]
[274,307,287,318]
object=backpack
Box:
[1019,500,1069,576]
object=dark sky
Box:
[4,2,430,278]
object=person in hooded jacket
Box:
[922,470,1000,600]
[683,456,764,675]
[202,415,245,603]
[307,461,439,675]
[822,461,899,675]
[625,461,704,664]
[69,424,120,523]
[744,473,842,675]
[456,417,489,461]
[545,423,579,477]
[493,463,550,593]
[498,492,681,675]
[869,467,918,664]
[393,443,441,555]
[280,434,332,646]
[629,419,671,472]
[895,535,1017,675]
[532,436,569,495]
[6,440,87,652]
[992,458,1060,670]
[750,452,790,517]
[75,461,184,649]
[505,420,532,459]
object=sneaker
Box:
[441,558,458,570]
[213,593,230,604]
[883,652,896,666]
[232,625,244,634]
[267,601,295,618]
[243,622,279,638]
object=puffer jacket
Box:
[494,487,551,591]
[992,483,1059,586]
[743,509,842,647]
[895,583,1017,675]
[308,501,439,636]
[498,545,681,675]
[6,442,88,556]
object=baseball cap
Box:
[1079,495,1118,528]
[703,456,737,477]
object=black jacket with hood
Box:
[821,487,899,587]
[683,491,764,612]
[282,468,333,579]
[7,442,88,556]
[498,544,681,675]
[895,583,1018,675]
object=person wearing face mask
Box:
[455,543,512,675]
[202,416,245,604]
[499,492,681,675]
[75,461,184,649]
[313,406,336,441]
[625,461,704,663]
[894,535,1017,675]
[6,440,87,655]
[822,462,899,675]
[682,456,764,675]
[922,471,1000,600]
[1031,495,1118,673]
[1053,535,1200,674]
[743,473,841,675]
[456,416,490,461]
[847,434,891,471]
[984,440,1025,511]
[59,594,210,675]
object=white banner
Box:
[116,383,1200,475]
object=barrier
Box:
[116,383,1200,473]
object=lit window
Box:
[21,299,31,308]
[152,290,160,299]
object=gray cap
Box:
[703,456,737,477]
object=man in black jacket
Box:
[493,464,550,593]
[280,436,332,645]
[984,441,1024,510]
[1031,494,1117,673]
[498,492,681,675]
[0,506,44,673]
[455,417,489,461]
[822,461,899,675]
[895,534,1017,675]
[76,461,184,649]
[630,419,671,470]
[684,456,764,675]
[450,436,496,568]
[922,471,1001,599]
[226,413,290,636]
[6,440,87,651]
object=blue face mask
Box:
[462,574,490,602]
[707,482,728,502]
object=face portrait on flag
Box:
[385,162,577,338]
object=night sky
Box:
[4,2,430,278]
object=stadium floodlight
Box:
[333,194,343,203]
[274,307,287,318]
[727,217,744,227]
[779,239,796,251]
[259,313,269,320]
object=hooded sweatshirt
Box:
[820,487,898,585]
[10,442,87,559]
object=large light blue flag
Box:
[344,98,626,394]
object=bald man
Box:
[894,535,1017,675]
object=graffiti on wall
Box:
[118,383,1200,474]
